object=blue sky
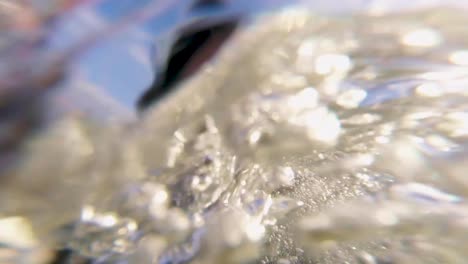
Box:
[49,0,293,119]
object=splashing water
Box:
[3,6,468,264]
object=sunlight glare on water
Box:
[3,5,468,264]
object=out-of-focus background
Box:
[9,0,466,121]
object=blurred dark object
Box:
[138,21,236,108]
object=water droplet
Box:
[191,175,213,192]
[294,106,341,144]
[315,53,352,75]
[401,28,442,47]
[297,39,317,57]
[343,113,382,125]
[415,83,443,98]
[449,50,468,66]
[288,87,319,110]
[424,134,459,152]
[274,166,296,187]
[336,89,367,109]
[357,251,377,264]
[437,112,468,138]
[270,196,304,215]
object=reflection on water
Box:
[3,6,468,264]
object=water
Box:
[3,6,468,264]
